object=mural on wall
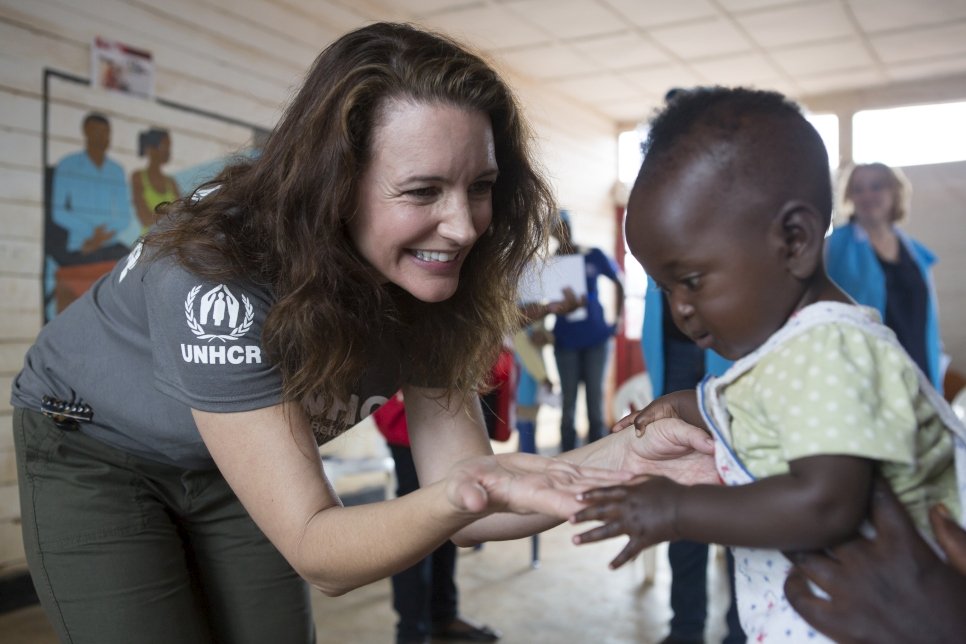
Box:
[42,68,266,323]
[173,127,270,197]
[45,112,138,320]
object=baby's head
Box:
[627,86,838,360]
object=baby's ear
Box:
[774,200,826,280]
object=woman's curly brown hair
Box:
[146,22,557,409]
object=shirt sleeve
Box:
[143,256,284,412]
[588,247,622,283]
[757,322,919,466]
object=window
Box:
[853,101,966,167]
[618,128,646,187]
[616,129,647,339]
[805,112,839,170]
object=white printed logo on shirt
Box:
[180,284,262,365]
[184,284,253,341]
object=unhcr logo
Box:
[181,284,262,365]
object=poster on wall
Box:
[43,71,262,322]
[91,37,155,98]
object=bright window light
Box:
[854,101,966,167]
[622,240,646,341]
[617,128,647,339]
[618,129,646,186]
[805,112,839,170]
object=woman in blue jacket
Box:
[826,162,946,391]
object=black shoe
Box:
[431,616,501,642]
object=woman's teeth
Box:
[414,250,456,262]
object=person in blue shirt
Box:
[51,112,135,254]
[551,210,624,451]
[826,162,946,392]
[47,112,135,316]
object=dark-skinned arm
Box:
[675,454,874,549]
[573,454,873,568]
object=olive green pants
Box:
[14,408,316,644]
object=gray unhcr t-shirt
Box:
[12,243,400,469]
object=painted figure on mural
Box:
[46,111,136,318]
[131,127,180,234]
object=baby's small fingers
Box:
[576,486,629,503]
[572,522,625,545]
[571,503,618,523]
[611,412,640,433]
[609,540,645,569]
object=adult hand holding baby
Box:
[783,478,966,643]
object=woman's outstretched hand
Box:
[606,416,718,486]
[445,452,633,519]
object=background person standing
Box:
[551,210,624,451]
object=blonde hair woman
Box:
[827,162,945,390]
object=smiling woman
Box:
[10,21,718,644]
[349,101,498,304]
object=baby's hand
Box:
[610,390,693,436]
[570,476,684,569]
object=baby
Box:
[573,87,966,641]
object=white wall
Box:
[0,1,619,572]
[902,161,966,374]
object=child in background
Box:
[513,320,555,455]
[572,86,966,642]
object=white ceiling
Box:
[351,0,966,125]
